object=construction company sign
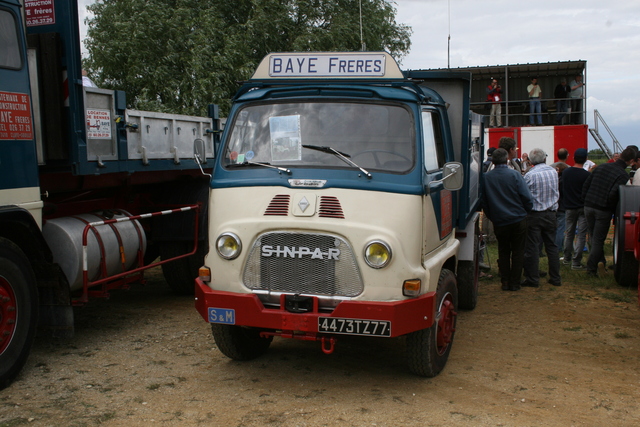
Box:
[25,0,56,27]
[86,109,112,139]
[0,91,33,140]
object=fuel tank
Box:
[42,210,147,291]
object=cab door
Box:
[0,3,42,225]
[421,109,453,257]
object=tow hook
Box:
[320,336,336,354]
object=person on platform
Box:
[482,148,533,291]
[486,79,502,127]
[554,79,571,125]
[527,77,543,126]
[570,74,585,124]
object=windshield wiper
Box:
[302,144,372,178]
[228,161,291,174]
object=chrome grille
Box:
[243,232,363,297]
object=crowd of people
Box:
[486,74,585,127]
[481,138,638,290]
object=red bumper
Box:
[195,279,436,337]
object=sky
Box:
[78,0,640,151]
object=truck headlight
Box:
[216,232,242,260]
[364,240,392,268]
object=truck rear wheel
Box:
[211,324,273,361]
[160,242,207,295]
[406,269,458,377]
[613,186,640,287]
[0,238,38,390]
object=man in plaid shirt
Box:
[581,146,636,277]
[521,148,561,287]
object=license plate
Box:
[318,317,391,337]
[208,308,235,325]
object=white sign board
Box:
[268,54,386,77]
[86,109,112,139]
[251,52,404,79]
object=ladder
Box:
[589,109,623,160]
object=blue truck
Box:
[1,0,217,388]
[194,52,483,376]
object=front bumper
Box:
[195,278,436,337]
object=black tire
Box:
[211,324,273,361]
[160,241,207,295]
[614,186,640,287]
[0,237,39,390]
[406,269,458,377]
[457,221,480,310]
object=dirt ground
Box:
[1,260,640,427]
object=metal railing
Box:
[470,96,586,127]
[589,109,622,160]
[75,204,200,305]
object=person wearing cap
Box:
[521,148,562,287]
[582,146,636,277]
[498,137,522,173]
[482,148,533,291]
[554,79,571,125]
[483,146,496,173]
[561,148,590,270]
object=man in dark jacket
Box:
[483,148,534,291]
[554,79,571,124]
[582,146,636,277]
[561,148,590,269]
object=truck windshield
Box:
[223,101,415,173]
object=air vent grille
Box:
[319,196,345,219]
[264,195,290,216]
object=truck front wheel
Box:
[211,324,273,361]
[406,269,458,377]
[0,238,38,390]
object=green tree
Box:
[83,0,412,116]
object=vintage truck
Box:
[194,52,483,376]
[1,0,217,389]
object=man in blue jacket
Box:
[483,148,534,291]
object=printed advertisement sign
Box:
[86,109,112,139]
[25,0,56,27]
[0,91,34,140]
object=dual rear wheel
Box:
[0,237,38,390]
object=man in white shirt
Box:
[569,75,585,124]
[527,77,543,126]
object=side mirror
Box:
[442,162,464,191]
[194,138,212,178]
[194,138,207,164]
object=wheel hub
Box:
[436,295,457,356]
[0,277,17,354]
